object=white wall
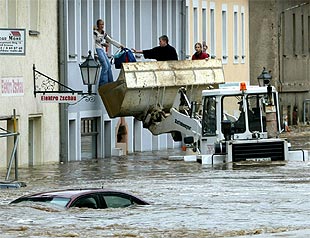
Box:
[0,0,59,167]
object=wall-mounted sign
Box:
[40,93,80,103]
[0,28,26,55]
[0,77,24,96]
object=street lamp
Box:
[257,67,272,87]
[33,50,101,102]
[257,67,274,105]
[79,50,101,95]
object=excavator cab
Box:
[200,84,284,162]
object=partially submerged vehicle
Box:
[99,59,308,164]
[10,188,149,209]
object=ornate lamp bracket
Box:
[33,64,96,103]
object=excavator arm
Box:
[98,59,225,145]
[147,87,202,145]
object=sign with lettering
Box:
[40,93,80,103]
[0,77,24,96]
[0,28,26,55]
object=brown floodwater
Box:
[0,128,309,238]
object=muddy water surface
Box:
[0,129,310,238]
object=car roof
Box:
[24,188,145,200]
[11,188,150,207]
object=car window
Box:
[103,195,133,208]
[72,196,98,209]
[11,197,70,208]
[49,197,71,207]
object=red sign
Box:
[40,93,80,103]
[0,77,24,96]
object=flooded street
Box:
[1,129,310,237]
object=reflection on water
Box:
[0,129,310,237]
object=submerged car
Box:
[10,188,149,209]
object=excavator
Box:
[98,59,308,164]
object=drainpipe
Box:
[58,0,69,163]
[180,0,187,60]
[278,11,283,93]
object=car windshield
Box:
[12,197,70,207]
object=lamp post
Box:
[79,50,101,95]
[257,67,272,87]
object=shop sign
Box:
[40,93,80,103]
[0,77,24,96]
[0,28,26,55]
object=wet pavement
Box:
[0,128,309,238]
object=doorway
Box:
[81,117,98,159]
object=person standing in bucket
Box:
[93,19,124,86]
[131,35,178,61]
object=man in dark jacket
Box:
[132,35,178,61]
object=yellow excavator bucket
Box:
[98,59,225,121]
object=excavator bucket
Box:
[98,59,225,121]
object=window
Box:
[81,0,88,56]
[233,5,239,63]
[202,6,207,43]
[241,6,245,63]
[171,0,179,51]
[134,0,141,49]
[73,196,98,209]
[104,195,133,208]
[93,0,101,24]
[247,95,266,133]
[12,197,70,208]
[8,0,17,27]
[210,2,216,58]
[162,0,168,35]
[68,0,77,59]
[193,6,198,44]
[30,0,39,33]
[186,4,190,58]
[222,4,228,64]
[202,96,216,136]
[126,0,135,46]
[293,13,296,55]
[308,16,310,54]
[49,197,71,207]
[120,0,126,45]
[222,96,245,133]
[301,14,304,54]
[222,94,268,134]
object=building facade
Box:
[249,0,310,125]
[59,0,186,162]
[0,0,252,167]
[60,0,250,162]
[186,0,250,85]
[0,0,59,168]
